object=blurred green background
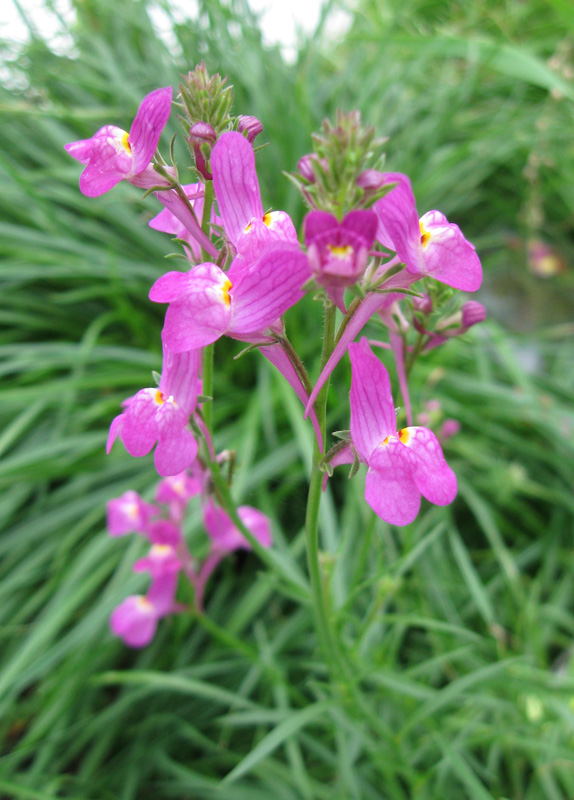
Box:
[1,0,574,797]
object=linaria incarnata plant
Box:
[66,63,485,649]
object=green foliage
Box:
[1,0,573,797]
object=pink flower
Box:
[304,209,378,311]
[155,468,204,507]
[106,490,159,536]
[149,244,310,352]
[110,595,160,648]
[373,172,482,292]
[211,131,297,261]
[110,542,183,647]
[348,339,457,526]
[203,499,273,552]
[65,87,172,197]
[107,345,200,476]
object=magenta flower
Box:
[107,345,200,476]
[106,490,159,536]
[110,540,183,647]
[145,518,183,546]
[65,87,172,197]
[373,172,482,292]
[203,499,273,552]
[110,595,161,648]
[305,209,378,311]
[149,244,310,352]
[348,339,457,526]
[211,132,297,260]
[155,468,204,507]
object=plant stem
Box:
[304,302,347,679]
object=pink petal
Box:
[399,426,457,506]
[129,86,173,174]
[154,424,198,477]
[373,173,422,272]
[228,244,309,336]
[120,390,159,457]
[151,264,232,352]
[106,413,125,454]
[147,572,179,617]
[421,211,482,291]
[110,596,158,648]
[237,505,273,548]
[149,268,200,303]
[79,162,124,197]
[366,440,421,526]
[159,345,200,416]
[389,331,412,427]
[146,519,183,546]
[106,490,159,536]
[349,339,396,461]
[304,210,338,243]
[64,137,95,164]
[203,500,244,551]
[77,126,132,197]
[211,132,263,246]
[322,443,354,490]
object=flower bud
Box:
[297,153,321,183]
[189,121,216,146]
[413,293,433,314]
[356,169,386,192]
[189,121,216,180]
[237,115,263,144]
[461,301,486,329]
[440,419,461,441]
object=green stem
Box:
[304,302,347,679]
[405,331,427,377]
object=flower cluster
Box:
[107,461,272,647]
[66,64,485,646]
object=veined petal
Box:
[159,345,200,415]
[212,131,263,245]
[420,211,482,291]
[155,423,198,477]
[163,298,228,351]
[129,86,173,174]
[304,291,387,418]
[366,440,421,526]
[151,263,232,352]
[77,126,132,197]
[373,172,422,273]
[228,244,309,336]
[119,389,160,457]
[399,426,457,506]
[349,339,396,460]
[304,210,338,243]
